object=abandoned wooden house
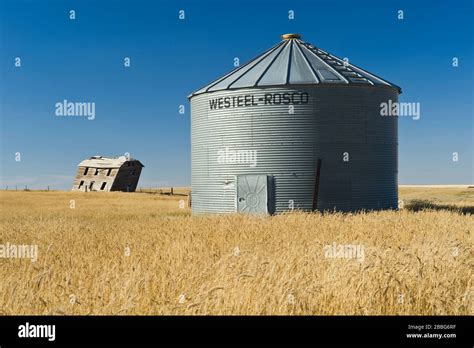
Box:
[72,156,144,192]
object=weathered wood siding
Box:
[110,162,142,192]
[71,161,143,192]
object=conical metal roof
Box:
[190,34,401,98]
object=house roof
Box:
[78,156,144,168]
[189,33,401,98]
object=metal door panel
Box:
[236,175,269,214]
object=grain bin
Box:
[189,34,401,214]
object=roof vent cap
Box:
[281,33,301,40]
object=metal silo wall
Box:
[191,86,398,214]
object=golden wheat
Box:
[0,189,472,315]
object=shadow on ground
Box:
[406,200,473,215]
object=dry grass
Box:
[0,188,472,315]
[399,186,474,207]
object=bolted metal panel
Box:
[191,85,399,214]
[236,174,270,214]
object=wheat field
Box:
[0,187,472,315]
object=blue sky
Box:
[0,0,472,189]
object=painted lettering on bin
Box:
[209,93,309,110]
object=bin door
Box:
[236,175,269,214]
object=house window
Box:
[78,180,84,188]
[100,182,107,190]
[131,169,136,176]
[84,167,89,175]
[89,181,94,190]
[94,168,99,175]
[131,162,135,167]
[107,169,112,176]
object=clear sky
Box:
[0,0,472,189]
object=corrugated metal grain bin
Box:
[189,34,401,214]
